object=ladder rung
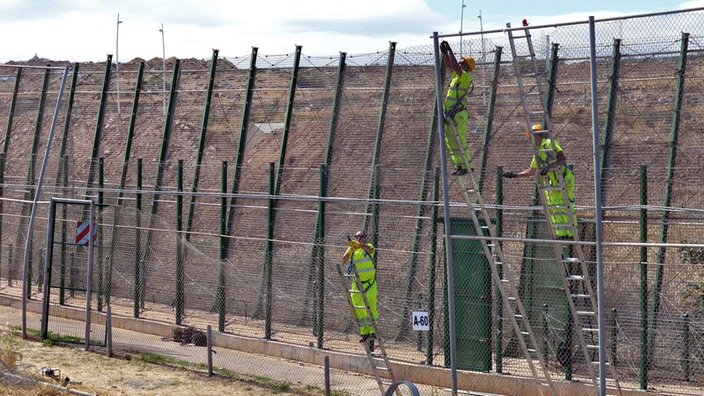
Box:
[526,107,544,114]
[581,328,599,332]
[571,293,591,298]
[555,224,575,229]
[565,275,585,281]
[543,186,563,191]
[589,361,614,366]
[562,257,580,264]
[576,310,596,316]
[546,203,566,208]
[512,34,528,39]
[586,344,599,350]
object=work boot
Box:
[451,166,468,176]
[359,333,376,343]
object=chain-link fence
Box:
[1,7,704,395]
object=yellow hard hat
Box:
[525,124,546,137]
[461,56,476,72]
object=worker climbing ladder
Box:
[337,258,398,395]
[443,118,558,396]
[505,22,622,395]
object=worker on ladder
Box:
[502,124,577,238]
[439,40,475,176]
[341,230,378,351]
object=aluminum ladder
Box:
[338,257,397,395]
[505,22,622,395]
[443,116,557,396]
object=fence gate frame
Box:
[40,197,96,351]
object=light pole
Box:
[116,13,122,112]
[159,23,166,118]
[477,9,486,105]
[459,0,467,57]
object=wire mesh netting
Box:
[1,7,704,396]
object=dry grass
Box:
[0,326,306,396]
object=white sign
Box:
[412,311,429,331]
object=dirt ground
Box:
[0,326,305,396]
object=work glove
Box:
[539,167,550,176]
[440,41,450,53]
[346,262,353,275]
[348,239,361,249]
[502,171,517,178]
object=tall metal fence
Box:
[1,7,704,395]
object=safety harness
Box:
[535,139,575,183]
[349,249,377,293]
[444,71,474,121]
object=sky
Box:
[1,0,703,63]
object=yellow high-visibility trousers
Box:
[544,168,576,237]
[351,280,377,336]
[443,110,472,168]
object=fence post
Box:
[175,160,184,325]
[207,325,213,377]
[98,158,106,310]
[218,162,227,332]
[107,306,113,357]
[314,164,327,348]
[425,167,439,366]
[264,162,275,339]
[134,159,143,316]
[639,164,648,390]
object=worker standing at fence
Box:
[341,230,378,350]
[502,124,577,238]
[439,40,475,176]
